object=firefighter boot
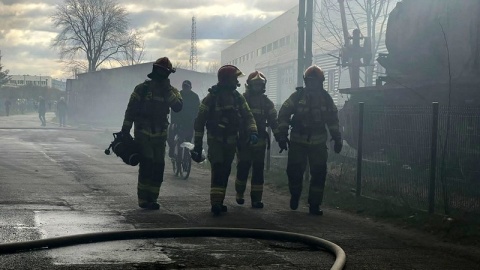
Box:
[236,193,245,205]
[290,195,300,210]
[211,203,223,216]
[309,204,323,215]
[251,201,264,209]
[139,202,160,210]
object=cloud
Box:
[0,0,298,78]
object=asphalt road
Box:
[0,113,479,269]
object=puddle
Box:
[34,211,172,265]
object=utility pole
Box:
[189,16,198,71]
[305,0,314,68]
[298,0,314,87]
[338,0,372,89]
[297,0,306,87]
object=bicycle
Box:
[171,134,192,180]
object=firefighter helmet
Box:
[246,71,267,85]
[303,65,325,82]
[246,71,267,93]
[217,65,244,84]
[148,57,176,80]
[104,132,141,166]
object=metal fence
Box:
[333,103,480,214]
[268,103,480,214]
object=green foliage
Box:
[0,63,10,87]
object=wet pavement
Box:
[1,113,480,269]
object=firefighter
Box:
[38,96,46,126]
[277,65,342,215]
[57,97,67,127]
[192,65,258,216]
[235,71,280,209]
[168,80,200,159]
[121,57,183,210]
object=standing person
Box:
[168,80,200,159]
[235,71,280,209]
[277,65,342,215]
[57,97,68,127]
[121,57,183,210]
[191,65,258,216]
[38,96,46,126]
[4,99,11,116]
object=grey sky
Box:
[0,0,298,79]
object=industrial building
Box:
[221,3,388,107]
[6,75,66,91]
[66,62,216,125]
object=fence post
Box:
[356,102,364,197]
[429,102,439,214]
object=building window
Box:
[286,35,291,45]
[273,40,279,50]
[246,54,249,61]
[280,37,285,47]
[267,43,272,52]
[261,46,266,55]
[250,52,254,59]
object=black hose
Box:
[0,227,346,270]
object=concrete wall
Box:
[67,62,216,126]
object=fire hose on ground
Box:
[0,227,346,270]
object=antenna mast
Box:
[189,16,198,71]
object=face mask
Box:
[250,84,264,93]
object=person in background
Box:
[168,80,200,159]
[57,97,68,127]
[38,96,46,126]
[4,99,11,116]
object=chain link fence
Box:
[268,103,480,215]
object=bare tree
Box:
[173,61,189,70]
[117,31,146,66]
[51,0,139,72]
[205,61,220,74]
[315,0,394,86]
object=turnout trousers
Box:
[235,138,267,203]
[286,142,328,206]
[207,139,236,206]
[135,134,166,206]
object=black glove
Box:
[120,128,131,138]
[278,137,290,153]
[333,139,343,154]
[190,145,204,163]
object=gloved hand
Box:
[190,145,204,163]
[249,133,259,145]
[278,137,290,153]
[333,139,343,154]
[120,128,130,138]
